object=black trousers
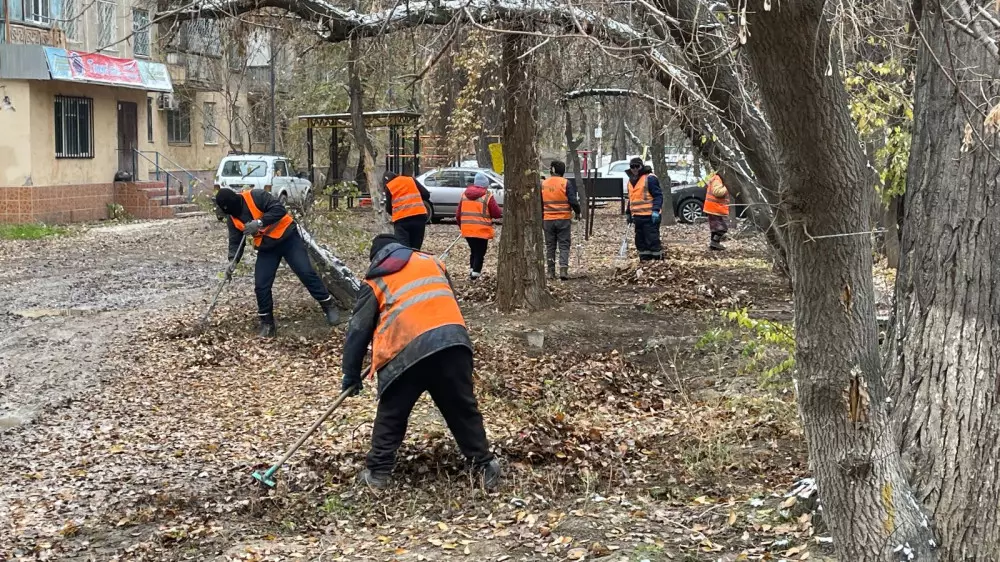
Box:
[467,237,488,273]
[393,216,427,251]
[633,215,663,261]
[254,230,331,315]
[366,346,493,474]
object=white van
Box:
[214,154,312,206]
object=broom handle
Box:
[272,367,371,468]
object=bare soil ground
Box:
[0,208,834,561]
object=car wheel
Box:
[425,201,435,224]
[678,199,703,224]
[279,192,289,205]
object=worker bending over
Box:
[383,171,430,250]
[456,173,503,280]
[215,187,339,337]
[541,161,581,280]
[341,234,501,490]
[625,157,664,261]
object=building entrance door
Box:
[117,101,138,180]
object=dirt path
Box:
[0,210,833,561]
[0,218,225,429]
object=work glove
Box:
[651,211,661,225]
[341,373,362,397]
[242,219,263,236]
[573,211,581,221]
[225,261,237,281]
[626,213,633,225]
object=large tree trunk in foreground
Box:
[741,2,935,559]
[348,36,390,232]
[893,5,1000,559]
[563,103,587,225]
[496,34,549,312]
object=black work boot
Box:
[709,234,725,251]
[559,267,569,281]
[357,468,391,491]
[257,313,277,338]
[479,459,502,491]
[319,297,339,326]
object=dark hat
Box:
[370,233,399,260]
[629,157,644,168]
[215,187,242,215]
[550,160,566,176]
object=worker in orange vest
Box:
[456,172,503,280]
[341,234,500,491]
[215,187,339,337]
[625,157,664,261]
[703,171,730,251]
[541,161,581,280]
[383,170,431,250]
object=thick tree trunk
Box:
[894,5,1000,559]
[650,112,674,225]
[496,33,549,312]
[741,2,935,560]
[348,36,390,232]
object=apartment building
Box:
[0,0,272,223]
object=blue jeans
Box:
[254,229,331,314]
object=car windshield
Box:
[221,160,267,178]
[610,163,629,173]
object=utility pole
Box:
[269,30,276,154]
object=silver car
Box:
[417,167,505,221]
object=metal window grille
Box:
[167,102,191,144]
[54,96,94,158]
[63,0,80,41]
[97,0,117,51]
[23,0,51,25]
[132,9,150,57]
[203,102,217,144]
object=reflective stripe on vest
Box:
[541,177,572,221]
[628,175,654,216]
[703,175,730,216]
[459,193,495,240]
[366,253,466,373]
[231,190,294,247]
[387,176,428,222]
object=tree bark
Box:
[740,1,935,559]
[893,4,1000,559]
[496,33,549,312]
[347,36,390,232]
[563,102,587,225]
[650,111,675,225]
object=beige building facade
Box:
[0,0,263,223]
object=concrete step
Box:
[150,195,189,206]
[174,210,209,219]
[168,204,201,215]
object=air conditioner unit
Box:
[157,93,180,111]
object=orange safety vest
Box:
[703,174,730,217]
[541,177,572,221]
[386,176,428,222]
[628,174,655,216]
[366,253,466,373]
[459,193,495,240]
[231,190,294,247]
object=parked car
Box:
[416,167,505,221]
[671,183,706,224]
[214,154,312,207]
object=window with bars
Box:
[167,101,191,144]
[132,9,150,57]
[203,102,217,144]
[97,0,117,52]
[23,0,51,25]
[54,96,94,158]
[63,0,80,42]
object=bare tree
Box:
[347,35,390,231]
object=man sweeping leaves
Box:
[341,234,501,491]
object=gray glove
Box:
[243,219,263,236]
[225,261,237,281]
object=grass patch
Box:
[0,223,68,240]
